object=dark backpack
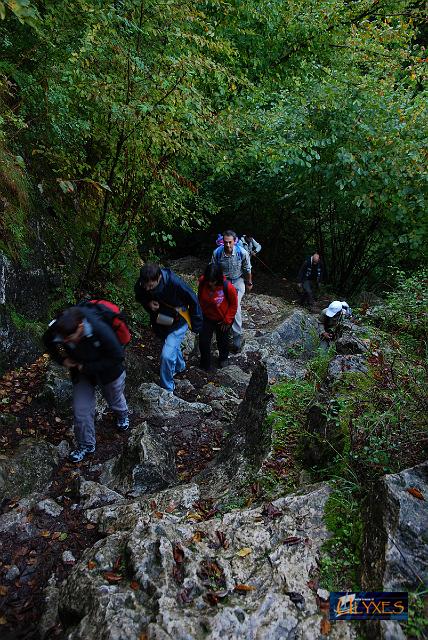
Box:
[79,299,131,345]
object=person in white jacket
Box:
[239,235,262,256]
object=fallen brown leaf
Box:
[0,585,8,596]
[216,530,229,549]
[262,502,282,520]
[234,584,256,592]
[191,530,204,543]
[407,487,424,500]
[236,547,252,557]
[173,544,184,564]
[283,536,302,546]
[205,591,219,606]
[87,560,96,570]
[130,581,140,590]
[320,618,331,635]
[103,572,123,583]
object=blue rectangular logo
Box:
[330,592,408,621]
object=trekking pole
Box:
[253,253,279,277]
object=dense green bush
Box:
[366,268,428,342]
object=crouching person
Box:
[43,306,129,463]
[198,263,238,371]
[319,300,352,341]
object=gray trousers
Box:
[302,279,319,306]
[230,277,245,346]
[73,371,128,448]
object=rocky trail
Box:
[0,257,426,640]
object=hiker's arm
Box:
[252,239,262,253]
[241,250,252,286]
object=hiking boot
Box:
[199,361,214,372]
[68,445,95,463]
[116,415,130,431]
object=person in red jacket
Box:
[198,263,238,371]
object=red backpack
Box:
[80,299,131,346]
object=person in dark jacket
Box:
[198,263,238,371]
[134,263,203,392]
[43,306,129,463]
[297,252,323,309]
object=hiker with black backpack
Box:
[43,304,129,463]
[198,263,238,371]
[212,230,252,353]
[297,251,323,310]
[134,263,203,393]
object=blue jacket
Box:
[134,268,203,337]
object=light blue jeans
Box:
[160,323,188,391]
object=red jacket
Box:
[198,276,238,325]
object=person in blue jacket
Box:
[134,263,203,392]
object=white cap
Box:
[325,301,349,317]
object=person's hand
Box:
[219,322,231,332]
[63,358,78,368]
[148,300,159,311]
[321,331,332,340]
[246,282,253,292]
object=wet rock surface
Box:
[59,483,354,640]
[362,462,428,593]
[0,438,59,502]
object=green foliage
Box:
[0,145,30,261]
[365,268,428,343]
[319,481,363,591]
[202,0,427,290]
[8,305,44,337]
[0,0,426,298]
[0,0,40,27]
[405,591,428,639]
